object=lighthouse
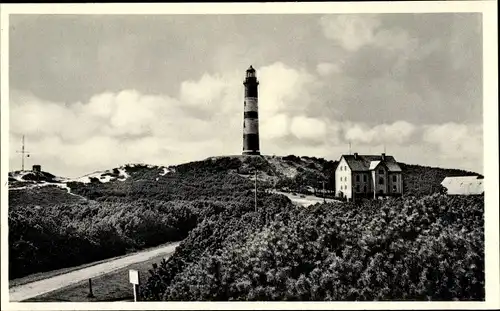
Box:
[242,65,261,155]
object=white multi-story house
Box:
[335,153,403,200]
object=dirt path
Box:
[272,190,341,207]
[9,242,180,302]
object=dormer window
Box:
[378,169,384,175]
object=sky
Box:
[8,13,483,177]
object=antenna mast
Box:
[349,141,352,155]
[16,135,31,171]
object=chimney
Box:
[381,153,386,161]
[32,164,41,173]
[354,152,358,160]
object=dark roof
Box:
[247,65,255,72]
[342,154,402,172]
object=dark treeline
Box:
[400,163,482,197]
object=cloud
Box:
[290,116,327,141]
[8,14,484,177]
[316,62,341,76]
[344,120,416,145]
[261,114,290,140]
[258,62,316,116]
[319,14,381,51]
[319,14,415,53]
[9,61,324,176]
[179,73,237,111]
[9,84,484,176]
[339,121,483,173]
[422,122,483,160]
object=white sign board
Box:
[129,269,139,285]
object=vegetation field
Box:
[8,155,484,301]
[8,159,253,280]
[140,193,484,301]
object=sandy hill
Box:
[8,155,483,206]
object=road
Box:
[272,191,341,207]
[9,242,181,302]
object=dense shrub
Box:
[8,199,202,279]
[8,166,255,279]
[9,155,484,290]
[141,194,484,301]
[9,186,84,207]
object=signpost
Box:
[323,181,326,203]
[129,269,140,302]
[87,278,95,298]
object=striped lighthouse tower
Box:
[242,65,260,155]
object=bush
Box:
[141,194,484,301]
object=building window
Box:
[379,177,384,185]
[363,174,367,182]
[355,175,360,182]
[393,185,397,192]
[356,185,360,192]
[378,169,384,175]
[392,175,397,182]
[364,185,367,193]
